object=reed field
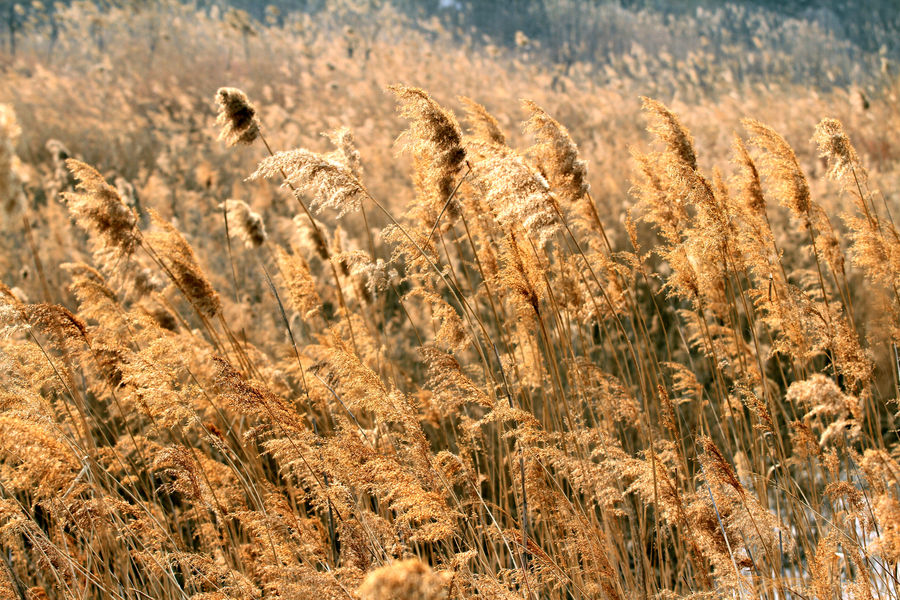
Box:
[2,1,900,598]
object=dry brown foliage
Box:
[2,2,900,599]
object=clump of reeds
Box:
[4,18,900,600]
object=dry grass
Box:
[2,2,900,599]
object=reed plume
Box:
[522,99,589,204]
[215,87,260,147]
[358,559,449,600]
[275,245,322,318]
[144,209,222,318]
[390,84,466,226]
[641,96,697,170]
[325,126,364,179]
[742,118,810,218]
[221,199,267,248]
[459,96,506,146]
[249,149,366,218]
[474,152,560,245]
[63,159,138,265]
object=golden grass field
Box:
[2,1,900,598]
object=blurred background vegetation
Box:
[1,0,897,92]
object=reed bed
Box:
[1,2,900,599]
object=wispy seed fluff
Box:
[249,149,365,218]
[220,199,267,248]
[63,159,138,259]
[475,152,560,245]
[274,245,321,319]
[215,87,260,147]
[522,99,589,203]
[731,134,767,217]
[641,97,697,170]
[390,84,466,209]
[812,118,863,184]
[742,118,811,218]
[357,558,449,600]
[144,209,221,318]
[324,126,363,179]
[459,95,506,146]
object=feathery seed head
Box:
[292,213,330,260]
[459,96,506,146]
[390,85,465,179]
[522,99,589,203]
[324,126,364,179]
[742,118,810,218]
[25,302,89,353]
[63,159,138,262]
[699,436,745,497]
[499,229,545,319]
[221,199,267,248]
[250,149,365,218]
[357,558,449,600]
[145,210,221,318]
[813,118,861,183]
[275,246,321,318]
[215,87,260,147]
[475,153,560,245]
[731,134,767,217]
[787,373,858,419]
[390,84,466,222]
[641,97,697,170]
